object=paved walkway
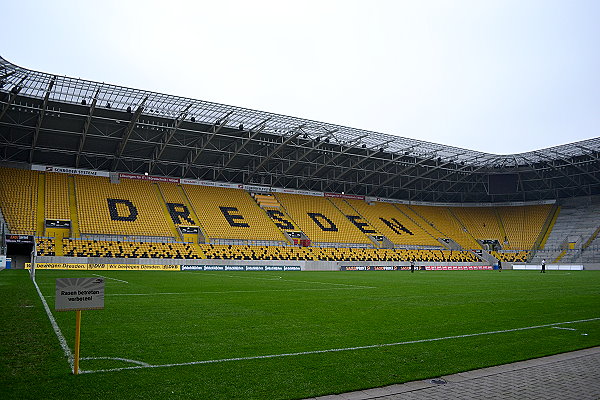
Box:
[307,346,600,400]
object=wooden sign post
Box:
[55,277,105,375]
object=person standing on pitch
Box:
[498,259,502,272]
[541,259,546,273]
[411,260,415,273]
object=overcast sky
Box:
[4,0,599,154]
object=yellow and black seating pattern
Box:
[408,205,480,249]
[47,239,480,263]
[492,251,529,263]
[158,182,198,227]
[275,193,372,244]
[347,200,439,246]
[75,176,173,237]
[36,237,56,256]
[184,185,286,242]
[62,239,200,259]
[0,167,39,234]
[497,204,552,250]
[45,172,70,220]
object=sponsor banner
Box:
[32,164,110,177]
[342,266,412,271]
[341,265,492,271]
[341,266,375,271]
[179,178,239,189]
[373,196,555,208]
[375,197,409,204]
[25,263,180,271]
[6,234,35,243]
[204,266,225,271]
[271,187,324,197]
[513,264,583,271]
[224,266,245,271]
[240,184,271,193]
[265,266,284,271]
[181,265,301,271]
[324,193,365,200]
[181,265,205,271]
[424,265,492,271]
[119,173,180,183]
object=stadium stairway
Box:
[448,207,482,249]
[36,173,45,234]
[251,193,301,244]
[393,203,448,247]
[68,176,81,238]
[494,208,508,246]
[530,199,600,264]
[155,182,183,239]
[327,197,381,246]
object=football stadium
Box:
[1,54,599,399]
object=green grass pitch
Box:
[1,268,599,399]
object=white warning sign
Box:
[55,277,105,311]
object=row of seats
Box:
[45,172,70,220]
[275,193,373,244]
[76,175,174,237]
[62,239,198,259]
[186,185,286,242]
[36,238,56,256]
[491,251,530,263]
[38,239,480,262]
[0,168,38,234]
[497,205,553,250]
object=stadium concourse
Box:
[0,54,599,269]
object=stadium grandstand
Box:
[1,55,599,270]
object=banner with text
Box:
[181,265,301,271]
[26,263,180,271]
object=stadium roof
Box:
[1,55,599,203]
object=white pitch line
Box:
[108,287,372,296]
[80,356,151,367]
[79,316,600,375]
[32,278,74,369]
[192,272,376,289]
[92,274,129,284]
[552,326,578,331]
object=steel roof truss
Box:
[245,125,305,183]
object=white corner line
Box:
[92,274,129,284]
[79,316,600,375]
[80,356,151,367]
[32,278,74,369]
